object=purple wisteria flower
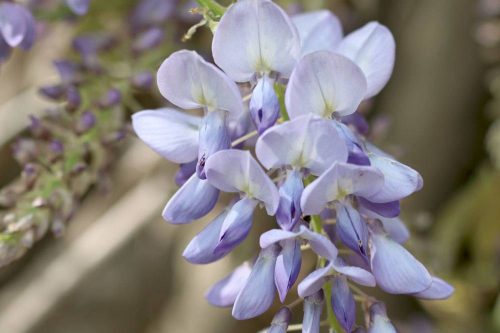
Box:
[132,0,454,331]
[212,0,300,133]
[0,2,35,62]
[66,0,91,16]
[0,0,92,64]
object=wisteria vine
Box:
[132,0,454,332]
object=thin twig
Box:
[242,93,252,102]
[349,282,375,302]
[286,297,304,309]
[231,130,258,147]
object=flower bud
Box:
[335,201,369,261]
[39,85,66,100]
[274,239,301,302]
[131,71,153,90]
[66,85,82,111]
[276,170,303,231]
[53,60,78,84]
[331,275,356,332]
[268,307,291,333]
[232,244,280,319]
[249,77,280,134]
[76,111,96,133]
[213,197,258,256]
[132,27,164,53]
[99,88,122,108]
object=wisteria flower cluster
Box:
[0,0,90,63]
[133,0,454,331]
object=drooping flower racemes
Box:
[131,0,454,331]
[0,0,93,64]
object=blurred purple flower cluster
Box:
[0,0,90,63]
[132,0,453,331]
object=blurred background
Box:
[0,0,499,332]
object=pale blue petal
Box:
[162,174,219,224]
[205,149,279,214]
[292,10,342,55]
[175,161,196,186]
[274,239,301,302]
[132,108,201,164]
[212,0,300,81]
[182,211,230,264]
[260,229,299,249]
[249,76,280,134]
[365,153,423,203]
[286,51,367,119]
[215,197,257,255]
[370,232,432,294]
[232,245,279,319]
[332,120,370,166]
[331,275,356,332]
[299,226,338,260]
[358,198,400,218]
[336,22,395,98]
[379,217,410,244]
[256,114,348,174]
[331,257,376,287]
[301,162,384,215]
[298,265,331,297]
[276,170,303,230]
[0,3,27,47]
[261,225,338,261]
[157,50,243,114]
[412,276,454,300]
[336,201,369,260]
[196,110,231,179]
[205,262,252,307]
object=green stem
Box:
[195,0,226,17]
[310,215,323,233]
[275,82,289,121]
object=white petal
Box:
[379,217,410,244]
[292,10,343,55]
[162,174,219,224]
[336,22,395,98]
[301,162,384,215]
[370,233,432,294]
[286,51,367,119]
[255,115,347,174]
[366,154,423,203]
[205,149,279,214]
[132,108,200,163]
[212,0,300,81]
[157,50,243,115]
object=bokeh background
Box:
[0,0,499,332]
